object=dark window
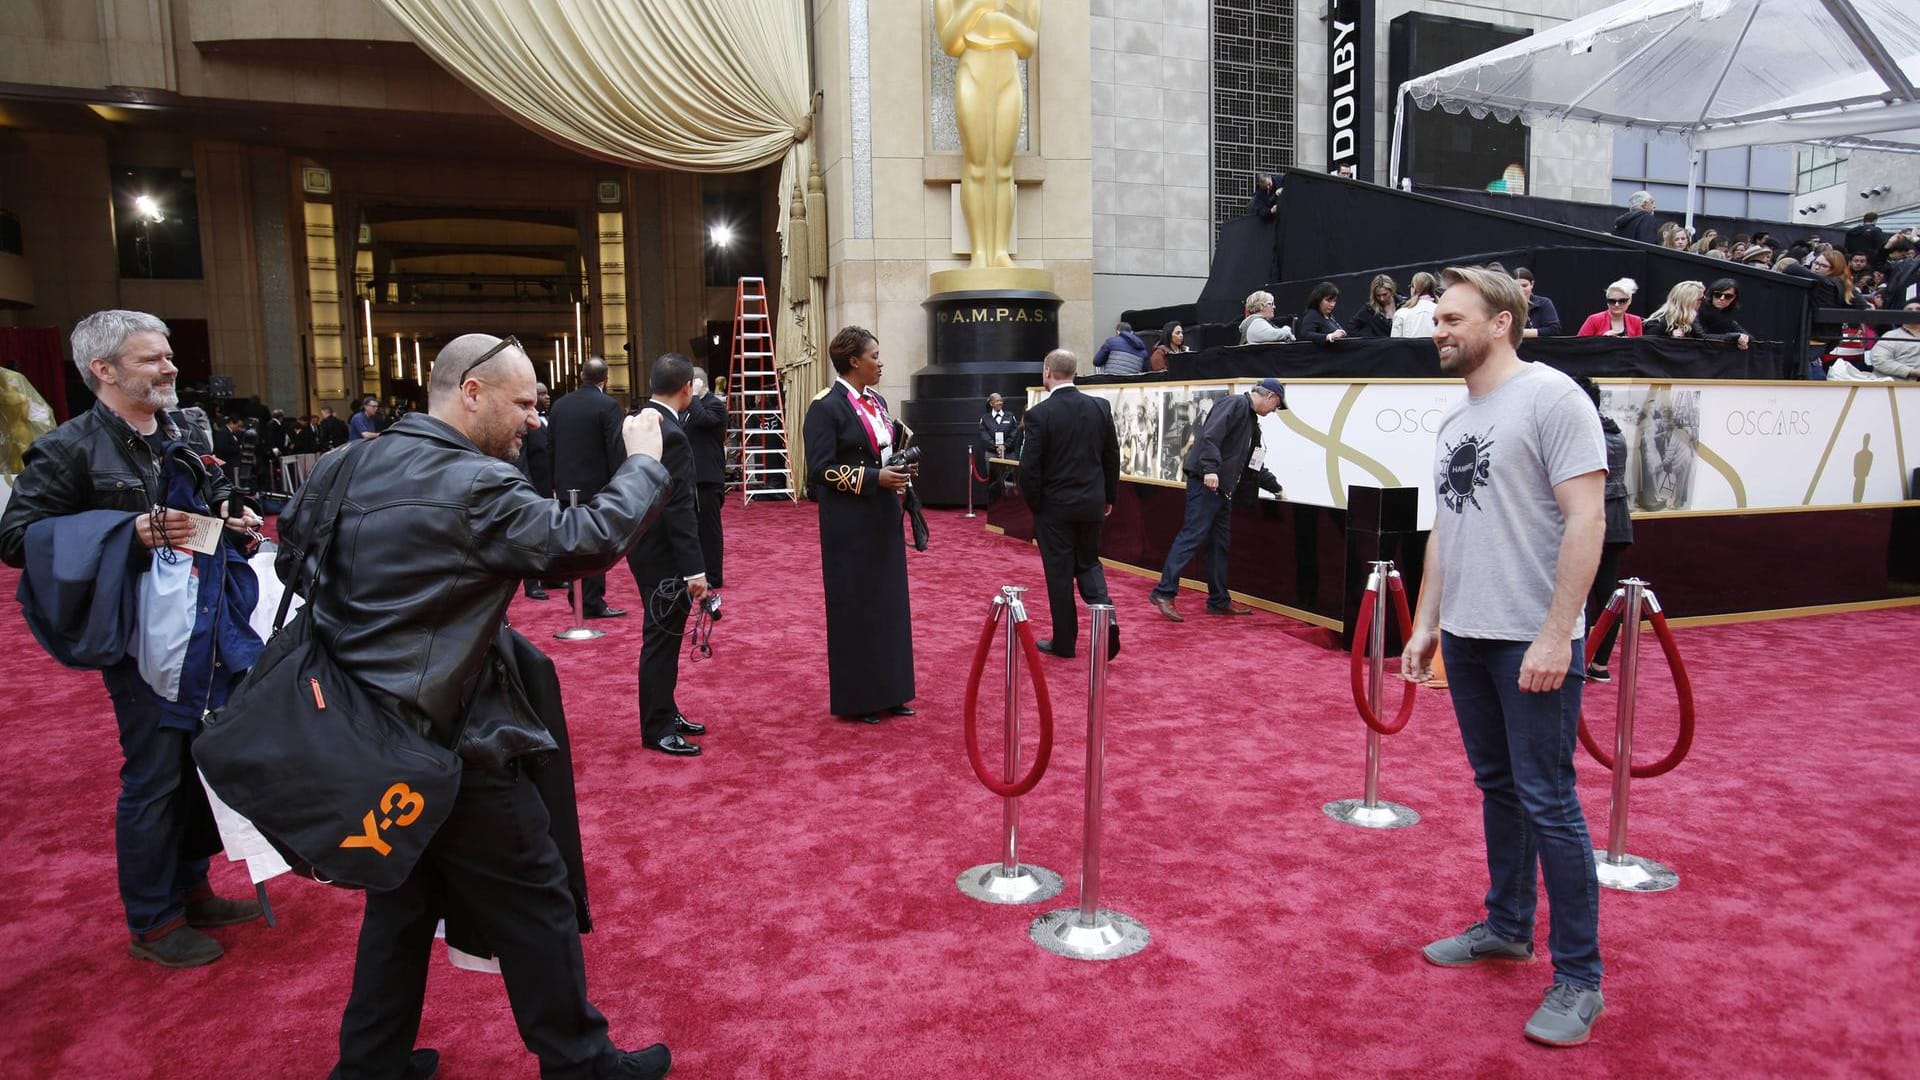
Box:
[1389,14,1531,194]
[1212,0,1296,236]
[112,166,202,279]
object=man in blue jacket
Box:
[0,310,266,969]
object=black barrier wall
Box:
[1416,184,1849,252]
[1078,334,1796,383]
[1269,171,1816,346]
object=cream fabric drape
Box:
[378,0,826,489]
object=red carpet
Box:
[2,501,1917,1078]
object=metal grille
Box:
[1212,0,1295,236]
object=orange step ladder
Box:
[725,277,795,503]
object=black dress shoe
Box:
[606,1043,671,1080]
[1108,619,1121,661]
[675,714,706,736]
[645,734,701,756]
[405,1049,440,1080]
[1035,638,1075,658]
[838,713,885,725]
[885,704,915,716]
[584,606,627,619]
[524,587,550,601]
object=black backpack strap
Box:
[276,443,370,633]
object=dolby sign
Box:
[1328,0,1375,179]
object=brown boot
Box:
[185,889,263,928]
[129,922,223,968]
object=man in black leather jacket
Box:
[278,334,678,1080]
[0,309,266,970]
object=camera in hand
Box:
[701,592,723,621]
[887,445,922,469]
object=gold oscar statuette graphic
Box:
[932,0,1053,294]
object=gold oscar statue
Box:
[932,0,1052,294]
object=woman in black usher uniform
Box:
[803,327,917,724]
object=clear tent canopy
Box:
[1391,0,1920,226]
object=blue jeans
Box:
[103,662,212,935]
[1441,632,1602,989]
[1151,477,1233,609]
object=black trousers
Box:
[1035,513,1111,656]
[695,482,725,589]
[1586,540,1632,666]
[331,767,617,1080]
[633,569,690,745]
[573,573,608,614]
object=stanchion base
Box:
[1593,850,1679,893]
[956,862,1063,905]
[552,627,606,641]
[963,512,979,519]
[1029,907,1150,960]
[1322,798,1421,829]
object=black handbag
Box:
[193,444,462,890]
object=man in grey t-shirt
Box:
[1402,267,1610,1048]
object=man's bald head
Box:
[581,357,608,386]
[431,334,518,408]
[428,334,538,462]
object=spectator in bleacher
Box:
[1092,321,1149,375]
[1643,281,1706,339]
[1882,236,1919,307]
[1247,173,1281,221]
[1391,272,1439,338]
[1865,302,1920,380]
[1239,291,1294,344]
[1297,283,1348,343]
[1846,212,1887,267]
[1847,252,1883,303]
[1611,191,1662,245]
[1687,229,1718,255]
[1783,249,1868,346]
[1658,222,1690,250]
[1348,275,1398,338]
[1148,321,1189,372]
[1513,268,1561,338]
[1698,279,1752,350]
[1578,279,1643,337]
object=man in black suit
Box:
[549,358,628,618]
[517,381,555,599]
[1019,349,1120,661]
[682,367,727,592]
[628,354,709,757]
[1148,378,1286,622]
[316,405,349,451]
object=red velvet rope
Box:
[968,446,993,484]
[1578,600,1696,778]
[961,604,1055,797]
[1349,574,1418,736]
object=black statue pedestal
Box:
[903,288,1061,507]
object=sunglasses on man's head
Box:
[1607,297,1630,305]
[459,335,523,383]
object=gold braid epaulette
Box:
[823,464,862,494]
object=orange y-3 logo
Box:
[339,783,426,857]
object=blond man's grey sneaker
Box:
[1524,981,1604,1046]
[1421,921,1534,966]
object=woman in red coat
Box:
[1577,277,1644,337]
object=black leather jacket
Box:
[0,401,243,569]
[276,413,669,746]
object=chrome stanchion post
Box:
[1032,605,1150,959]
[1324,562,1420,829]
[957,586,1062,904]
[553,489,605,642]
[964,445,979,519]
[1593,578,1678,892]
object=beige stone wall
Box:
[816,0,1094,396]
